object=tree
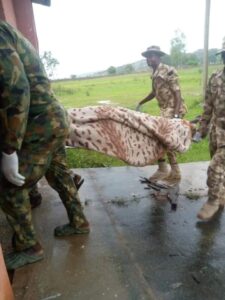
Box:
[124,64,134,74]
[170,29,186,67]
[162,55,171,65]
[40,51,59,78]
[208,48,220,64]
[193,48,220,65]
[107,66,116,75]
[184,53,199,66]
[70,74,77,80]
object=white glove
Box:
[136,104,142,112]
[173,114,180,119]
[192,131,202,143]
[1,152,25,186]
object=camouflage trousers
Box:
[0,136,87,251]
[207,128,225,204]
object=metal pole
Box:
[202,0,211,98]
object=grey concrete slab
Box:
[11,162,225,300]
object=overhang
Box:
[32,0,51,6]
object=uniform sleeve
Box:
[0,36,30,151]
[199,74,214,133]
[151,78,156,94]
[166,67,181,92]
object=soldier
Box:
[136,46,186,184]
[193,42,225,220]
[0,20,89,270]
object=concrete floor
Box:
[3,162,225,300]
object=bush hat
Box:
[141,45,166,58]
[216,41,225,55]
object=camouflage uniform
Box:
[199,68,225,206]
[0,21,88,251]
[152,63,187,166]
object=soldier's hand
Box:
[173,114,180,119]
[136,104,142,112]
[192,131,202,143]
[1,152,25,186]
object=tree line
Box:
[40,30,223,79]
[107,29,222,76]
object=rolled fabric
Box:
[66,105,193,166]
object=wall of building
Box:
[0,0,39,50]
[0,0,17,27]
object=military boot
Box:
[5,242,44,270]
[162,163,181,185]
[54,221,90,237]
[197,199,221,221]
[149,160,169,182]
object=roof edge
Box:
[32,0,51,7]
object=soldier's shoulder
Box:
[0,20,13,33]
[210,70,219,76]
[157,64,172,76]
[162,64,177,76]
[0,21,16,44]
[209,69,223,83]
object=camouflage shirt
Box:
[200,68,225,146]
[0,20,69,151]
[151,63,185,113]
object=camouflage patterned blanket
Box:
[66,106,192,166]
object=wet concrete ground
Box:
[5,162,225,299]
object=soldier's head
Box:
[141,46,166,69]
[216,41,225,65]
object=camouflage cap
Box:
[216,41,225,55]
[141,45,166,58]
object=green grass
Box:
[66,148,127,169]
[52,66,218,168]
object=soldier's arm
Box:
[139,91,155,106]
[167,68,183,116]
[0,36,30,152]
[173,90,182,116]
[136,85,155,111]
[199,76,214,137]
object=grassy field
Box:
[52,66,220,168]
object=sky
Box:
[33,0,225,79]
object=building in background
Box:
[0,0,50,50]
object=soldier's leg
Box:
[149,158,169,181]
[156,108,179,183]
[45,145,89,237]
[28,174,85,209]
[0,153,49,269]
[197,147,225,220]
[162,151,181,184]
[0,183,44,270]
[29,183,42,209]
[71,172,84,191]
[0,185,36,250]
[209,125,217,159]
[148,108,171,182]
